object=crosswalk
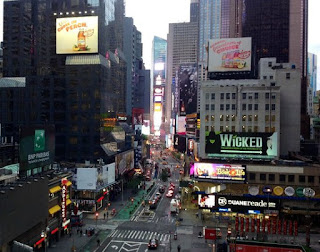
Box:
[131,215,176,224]
[109,229,171,243]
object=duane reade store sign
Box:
[216,195,278,212]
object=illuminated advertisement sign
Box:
[216,195,278,211]
[205,132,278,159]
[19,125,55,172]
[61,178,68,222]
[208,37,252,72]
[154,103,162,112]
[132,108,144,126]
[191,163,246,182]
[198,194,215,209]
[154,96,162,102]
[154,87,163,96]
[56,16,98,54]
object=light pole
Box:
[41,227,49,252]
[95,212,99,227]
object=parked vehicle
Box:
[170,199,181,213]
[71,211,83,227]
[159,186,165,193]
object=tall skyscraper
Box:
[1,0,127,163]
[190,0,199,23]
[151,36,167,135]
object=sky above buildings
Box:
[0,0,319,86]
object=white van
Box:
[170,199,180,213]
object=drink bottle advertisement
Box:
[56,16,98,54]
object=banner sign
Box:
[56,16,98,54]
[208,37,252,72]
[205,132,278,159]
[61,178,68,222]
[216,195,278,211]
[191,163,246,182]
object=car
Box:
[166,192,173,198]
[149,200,158,209]
[162,161,168,165]
[155,192,161,198]
[159,186,165,193]
[148,238,159,249]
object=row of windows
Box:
[205,126,276,133]
[205,103,276,111]
[205,92,277,100]
[248,173,316,184]
[205,114,276,122]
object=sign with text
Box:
[204,228,217,240]
[56,16,98,54]
[205,132,278,159]
[208,37,252,72]
[19,125,55,172]
[191,163,246,182]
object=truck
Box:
[71,211,84,227]
[170,199,180,213]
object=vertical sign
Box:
[61,178,68,223]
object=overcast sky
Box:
[0,0,319,87]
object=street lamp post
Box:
[95,212,99,227]
[41,227,49,252]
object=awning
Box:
[66,199,72,206]
[49,205,61,215]
[49,186,61,194]
[66,181,72,187]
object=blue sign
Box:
[219,208,231,212]
[248,210,260,214]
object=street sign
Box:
[204,228,216,240]
[303,188,315,198]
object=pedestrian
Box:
[177,245,181,252]
[80,229,83,236]
[97,239,100,247]
[104,212,106,220]
[107,211,109,219]
[77,228,79,235]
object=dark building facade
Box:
[1,0,127,163]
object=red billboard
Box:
[204,228,216,240]
[233,244,304,252]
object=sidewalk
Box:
[47,180,155,252]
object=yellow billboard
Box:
[56,16,98,54]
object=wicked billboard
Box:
[19,125,55,172]
[205,132,278,159]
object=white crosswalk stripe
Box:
[111,229,170,242]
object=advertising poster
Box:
[132,108,144,126]
[208,37,252,72]
[178,63,198,116]
[76,168,97,190]
[19,125,55,172]
[198,194,216,209]
[115,150,134,176]
[191,163,246,182]
[176,116,186,134]
[205,132,278,159]
[56,16,98,54]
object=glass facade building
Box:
[1,0,126,163]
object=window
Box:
[211,115,215,121]
[248,115,252,121]
[211,93,215,99]
[220,93,224,99]
[272,94,276,99]
[205,93,209,99]
[271,127,276,132]
[248,93,253,99]
[242,125,246,132]
[225,125,229,132]
[254,104,258,110]
[242,104,246,110]
[232,115,236,121]
[270,75,274,80]
[260,174,266,181]
[265,127,270,132]
[232,104,236,110]
[286,73,290,79]
[220,104,224,110]
[226,115,230,121]
[220,126,224,131]
[268,61,272,67]
[220,115,223,121]
[308,176,314,183]
[205,115,209,122]
[210,125,215,131]
[254,93,259,99]
[288,175,295,183]
[272,104,276,110]
[265,115,269,121]
[205,104,209,110]
[265,93,269,99]
[232,126,235,131]
[254,126,258,132]
[226,93,230,99]
[279,174,286,182]
[211,104,215,110]
[299,175,306,183]
[248,126,252,132]
[242,115,246,121]
[269,174,275,182]
[271,115,276,121]
[248,104,252,110]
[249,173,256,181]
[254,115,258,121]
[242,93,246,99]
[226,104,230,110]
[232,93,236,99]
[205,126,209,131]
[263,76,267,79]
[265,104,269,110]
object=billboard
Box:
[101,163,115,186]
[19,125,55,172]
[208,37,252,72]
[76,168,97,190]
[56,16,98,54]
[178,63,198,116]
[198,194,216,209]
[115,150,134,176]
[132,108,144,126]
[205,132,278,159]
[191,163,246,182]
